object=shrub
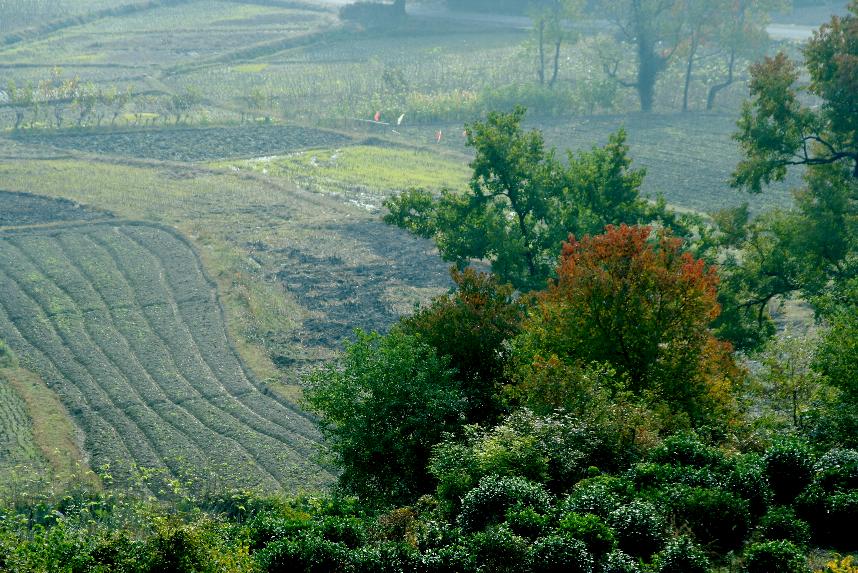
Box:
[826,491,858,550]
[560,477,630,519]
[351,541,423,573]
[557,513,616,559]
[725,454,773,518]
[257,533,350,573]
[794,483,828,543]
[763,440,815,504]
[529,535,594,573]
[662,485,750,552]
[421,543,475,573]
[505,505,551,540]
[247,513,311,550]
[814,449,858,493]
[467,523,530,573]
[317,516,367,549]
[743,540,809,573]
[458,475,553,533]
[625,462,717,491]
[648,434,726,470]
[819,555,858,573]
[652,535,711,573]
[607,500,667,558]
[756,506,811,549]
[603,549,643,573]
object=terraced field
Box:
[0,221,332,493]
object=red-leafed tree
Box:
[514,224,740,428]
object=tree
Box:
[168,88,202,125]
[678,0,722,112]
[399,268,523,424]
[732,3,858,192]
[514,225,740,427]
[750,331,831,431]
[705,0,775,111]
[304,330,464,506]
[598,0,684,112]
[385,107,561,290]
[6,80,32,130]
[530,0,584,87]
[384,108,662,291]
[816,309,858,405]
[725,4,858,329]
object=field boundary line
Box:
[0,0,201,48]
[0,278,148,491]
[124,223,323,428]
[50,234,285,489]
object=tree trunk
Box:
[682,33,699,112]
[549,36,562,88]
[706,47,736,111]
[637,41,659,113]
[538,19,546,85]
[515,208,537,279]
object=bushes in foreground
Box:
[3,436,855,572]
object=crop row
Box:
[0,378,41,470]
[0,223,332,493]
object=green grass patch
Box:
[232,63,270,73]
[0,366,95,487]
[214,144,472,201]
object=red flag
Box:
[435,130,442,143]
[374,111,381,122]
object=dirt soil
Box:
[9,124,354,162]
[0,190,111,228]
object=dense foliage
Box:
[384,106,674,290]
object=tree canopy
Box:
[512,225,740,428]
[384,106,669,291]
[724,3,858,332]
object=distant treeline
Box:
[446,0,598,14]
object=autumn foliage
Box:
[517,225,739,428]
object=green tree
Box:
[678,0,723,112]
[399,268,523,424]
[304,330,464,506]
[724,4,858,339]
[816,310,858,404]
[705,0,776,111]
[597,0,684,112]
[732,3,858,191]
[530,0,584,87]
[750,331,833,431]
[384,107,661,290]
